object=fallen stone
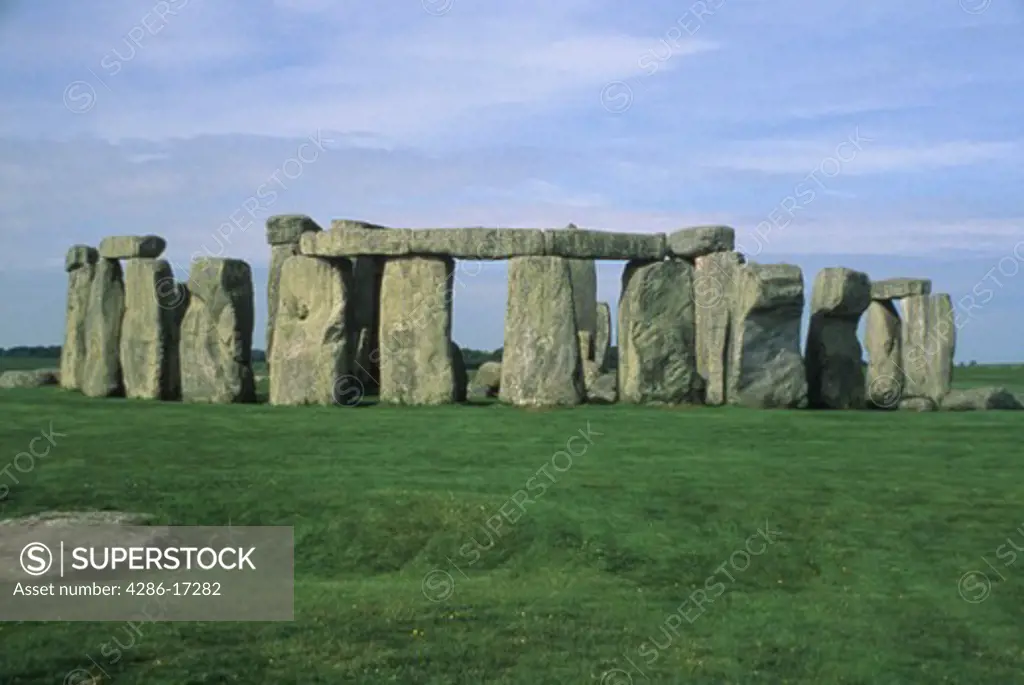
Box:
[0,369,60,389]
[61,249,98,391]
[618,259,703,404]
[694,251,743,405]
[179,258,256,403]
[940,387,1022,411]
[587,370,618,404]
[805,268,871,409]
[666,225,736,259]
[728,263,807,408]
[451,342,468,403]
[98,235,167,260]
[0,511,164,583]
[266,214,322,245]
[899,397,936,412]
[594,302,611,370]
[471,361,502,398]
[379,256,461,404]
[864,300,903,409]
[901,294,955,403]
[871,278,931,300]
[64,245,98,272]
[81,258,126,398]
[269,255,353,405]
[501,257,584,406]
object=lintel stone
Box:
[666,225,735,259]
[266,214,322,245]
[98,235,166,260]
[871,278,931,300]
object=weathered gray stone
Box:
[179,258,256,403]
[65,245,98,272]
[578,331,594,363]
[265,216,322,375]
[471,361,502,398]
[301,226,667,260]
[618,260,703,405]
[501,257,584,406]
[901,294,955,403]
[0,369,60,389]
[587,371,618,404]
[940,387,1022,411]
[594,302,611,370]
[331,219,389,232]
[865,300,903,409]
[694,251,743,405]
[81,258,125,398]
[666,225,736,259]
[805,268,871,409]
[98,235,166,260]
[266,214,322,245]
[451,342,468,403]
[60,256,97,391]
[728,263,807,408]
[120,259,181,400]
[899,397,936,412]
[543,229,666,260]
[268,255,352,405]
[871,278,931,300]
[378,256,460,405]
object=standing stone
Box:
[81,258,126,398]
[865,300,903,408]
[120,259,181,400]
[594,302,611,370]
[451,342,468,403]
[694,251,743,405]
[348,223,390,392]
[805,268,871,409]
[618,260,703,404]
[728,263,807,408]
[577,331,594,363]
[179,258,256,403]
[269,255,352,405]
[901,294,955,403]
[561,225,599,358]
[265,215,322,379]
[61,245,99,391]
[378,256,459,405]
[501,257,584,406]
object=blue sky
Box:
[0,0,1021,361]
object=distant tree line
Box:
[1,345,617,370]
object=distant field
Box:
[1,360,1023,682]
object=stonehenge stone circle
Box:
[806,268,871,409]
[901,294,955,404]
[53,222,990,413]
[694,251,743,406]
[265,215,322,378]
[120,259,181,400]
[378,256,461,405]
[61,245,98,391]
[98,235,167,260]
[618,260,703,405]
[594,302,611,371]
[501,256,584,406]
[269,255,353,406]
[81,258,126,398]
[864,300,903,408]
[728,263,807,408]
[179,258,256,403]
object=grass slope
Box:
[1,380,1024,683]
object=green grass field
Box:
[1,363,1024,683]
